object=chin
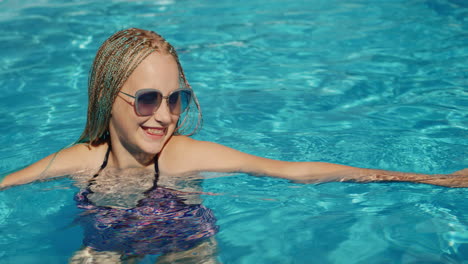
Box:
[137,130,171,154]
[140,143,164,156]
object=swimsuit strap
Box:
[86,144,112,194]
[147,154,159,192]
[86,144,160,194]
[94,144,112,177]
[153,154,159,186]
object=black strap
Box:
[87,145,159,194]
[86,145,111,193]
[93,144,112,177]
[149,154,159,191]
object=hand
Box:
[419,169,468,188]
[451,168,468,176]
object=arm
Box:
[163,136,468,188]
[0,144,100,189]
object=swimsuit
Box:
[74,146,218,255]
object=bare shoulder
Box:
[159,135,264,175]
[164,134,194,146]
[159,135,199,174]
[163,135,199,152]
[1,143,108,188]
[161,135,219,160]
[164,135,232,151]
[60,143,108,168]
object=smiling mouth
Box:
[142,126,166,137]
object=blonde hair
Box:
[76,28,202,145]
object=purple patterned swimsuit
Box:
[74,146,218,255]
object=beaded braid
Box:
[76,28,202,145]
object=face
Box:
[109,52,181,156]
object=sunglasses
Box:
[119,88,192,116]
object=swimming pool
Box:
[1,0,467,263]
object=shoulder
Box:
[0,143,109,188]
[45,143,106,164]
[163,135,199,151]
[158,135,262,175]
[61,143,108,167]
[159,135,198,161]
[158,135,206,174]
[161,135,217,160]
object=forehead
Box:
[122,52,180,93]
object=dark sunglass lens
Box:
[168,90,192,114]
[136,91,161,116]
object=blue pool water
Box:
[1,0,467,263]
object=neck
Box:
[107,139,156,169]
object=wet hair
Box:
[76,28,202,145]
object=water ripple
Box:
[1,0,467,262]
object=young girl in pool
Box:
[1,28,466,263]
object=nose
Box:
[153,99,173,125]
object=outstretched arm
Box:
[0,144,102,189]
[164,136,468,188]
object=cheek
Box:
[172,116,183,130]
[111,99,127,118]
[110,101,138,131]
[169,115,179,130]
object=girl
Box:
[1,28,466,263]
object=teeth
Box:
[146,128,164,135]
